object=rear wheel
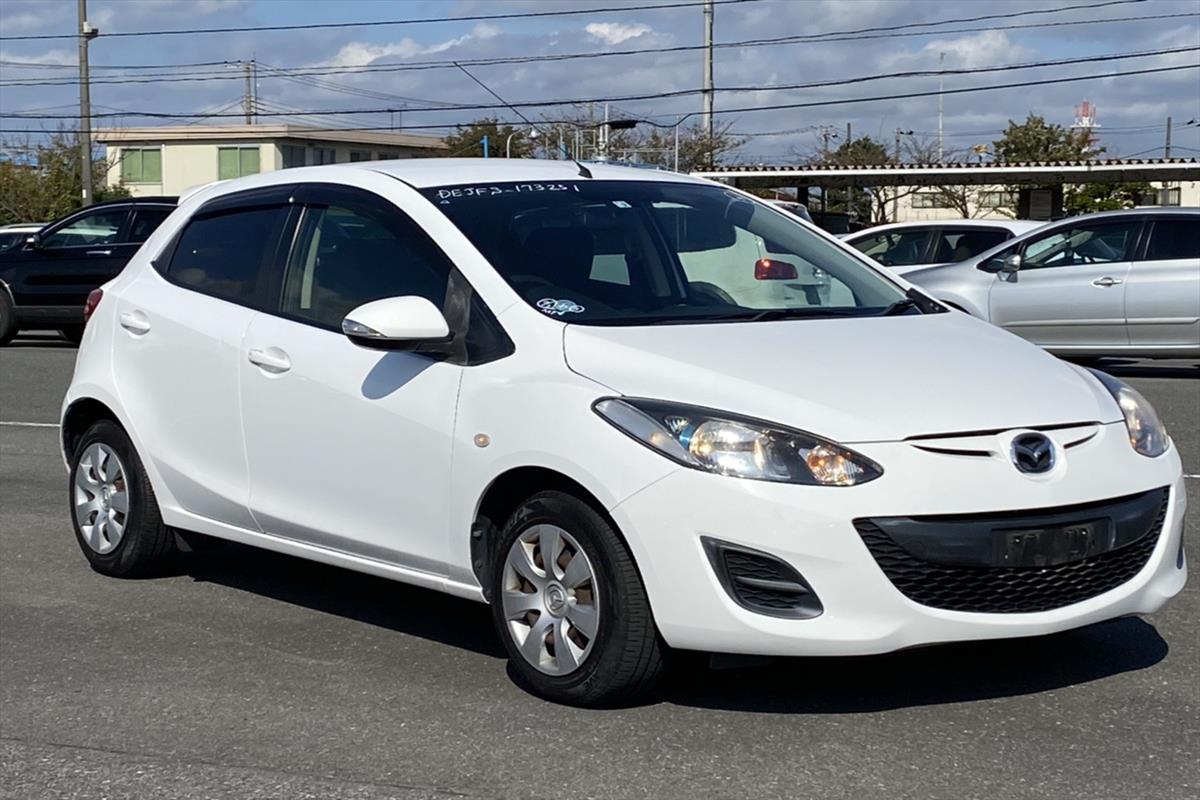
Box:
[69,420,178,577]
[0,293,17,347]
[490,490,665,706]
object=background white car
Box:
[844,219,1044,271]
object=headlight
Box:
[1088,368,1169,457]
[593,397,882,486]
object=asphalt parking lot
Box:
[1,333,1197,800]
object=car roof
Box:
[0,223,45,231]
[846,219,1043,239]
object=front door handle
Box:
[1092,277,1123,287]
[248,347,291,374]
[118,310,151,335]
[86,249,112,256]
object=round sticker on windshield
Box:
[537,298,585,316]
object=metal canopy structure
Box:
[691,158,1200,189]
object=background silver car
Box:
[903,208,1200,359]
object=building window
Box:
[312,147,337,165]
[977,191,1017,208]
[120,147,162,183]
[280,144,306,169]
[218,146,261,180]
[349,150,371,162]
[1137,187,1181,206]
[911,191,955,209]
[375,152,399,160]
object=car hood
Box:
[564,312,1120,443]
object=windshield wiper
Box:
[880,288,943,316]
[744,307,866,322]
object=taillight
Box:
[83,288,103,325]
[754,258,799,280]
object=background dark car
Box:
[0,197,175,345]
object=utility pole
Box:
[1165,115,1173,158]
[893,128,912,222]
[242,60,255,124]
[937,51,945,162]
[77,0,98,206]
[1163,115,1173,205]
[702,0,714,164]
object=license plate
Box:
[999,520,1104,567]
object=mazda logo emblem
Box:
[1011,433,1055,474]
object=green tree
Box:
[441,118,538,159]
[991,114,1147,214]
[0,129,129,225]
[992,114,1096,162]
[632,120,745,172]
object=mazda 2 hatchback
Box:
[62,160,1187,705]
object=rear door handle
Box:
[86,249,112,256]
[1092,277,1123,287]
[118,310,151,335]
[247,347,291,374]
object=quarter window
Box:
[280,201,450,329]
[40,209,127,248]
[120,148,162,183]
[1143,219,1200,261]
[217,147,261,180]
[1020,221,1140,269]
[167,206,286,305]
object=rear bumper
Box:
[610,423,1187,656]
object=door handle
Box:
[248,347,291,374]
[1092,277,1123,287]
[118,310,151,335]
[86,249,112,256]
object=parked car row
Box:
[845,210,1200,359]
[0,197,176,345]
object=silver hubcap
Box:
[73,443,129,555]
[501,524,599,676]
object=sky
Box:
[0,0,1198,162]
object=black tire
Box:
[68,419,178,577]
[0,292,17,347]
[59,326,84,345]
[490,490,666,706]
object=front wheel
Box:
[490,491,666,706]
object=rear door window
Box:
[1142,218,1200,261]
[167,206,289,306]
[127,207,173,243]
[849,228,932,266]
[929,228,1010,263]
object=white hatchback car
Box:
[844,219,1044,270]
[62,160,1186,705]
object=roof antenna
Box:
[453,61,595,177]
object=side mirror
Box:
[342,296,452,352]
[1001,253,1022,273]
[24,233,41,249]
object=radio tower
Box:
[1071,100,1100,153]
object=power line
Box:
[5,47,1194,120]
[1,4,1187,87]
[0,0,758,42]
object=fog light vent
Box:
[702,537,823,619]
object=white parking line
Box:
[0,421,60,428]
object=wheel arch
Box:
[61,397,124,462]
[470,465,633,602]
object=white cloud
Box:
[585,22,651,46]
[321,23,504,68]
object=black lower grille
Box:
[855,488,1169,613]
[703,538,822,619]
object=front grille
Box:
[855,488,1169,613]
[702,538,822,619]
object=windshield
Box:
[422,180,906,325]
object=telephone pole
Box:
[937,51,945,162]
[77,0,99,206]
[702,0,714,163]
[243,60,255,124]
[1164,115,1173,158]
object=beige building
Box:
[97,125,448,197]
[893,181,1200,223]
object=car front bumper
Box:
[609,422,1187,656]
